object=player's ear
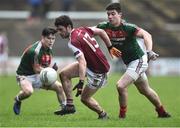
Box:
[66,25,72,33]
[67,25,72,32]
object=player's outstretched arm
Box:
[136,28,159,61]
[90,27,121,58]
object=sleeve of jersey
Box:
[68,41,83,59]
[126,23,140,36]
[96,22,107,29]
[134,27,141,36]
[27,50,37,66]
[33,52,40,66]
[85,27,94,35]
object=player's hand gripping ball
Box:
[40,67,57,86]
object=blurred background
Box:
[0,0,180,76]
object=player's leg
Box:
[46,81,66,109]
[55,62,79,115]
[81,86,108,119]
[15,83,34,101]
[81,69,109,119]
[14,76,34,115]
[134,73,171,118]
[116,73,134,118]
[117,55,148,118]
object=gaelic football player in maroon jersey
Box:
[54,15,121,119]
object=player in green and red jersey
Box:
[97,2,171,118]
[13,27,66,115]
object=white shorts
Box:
[86,68,107,89]
[16,74,42,89]
[126,55,148,81]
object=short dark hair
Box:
[42,27,57,37]
[106,2,121,13]
[54,15,73,28]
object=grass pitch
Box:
[0,74,180,127]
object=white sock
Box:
[60,101,66,108]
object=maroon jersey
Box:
[68,27,110,73]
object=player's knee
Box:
[59,71,68,81]
[24,89,33,96]
[117,83,125,92]
[54,81,62,88]
[56,84,64,93]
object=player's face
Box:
[42,34,56,49]
[107,10,122,27]
[56,25,70,39]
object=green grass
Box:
[0,74,180,127]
